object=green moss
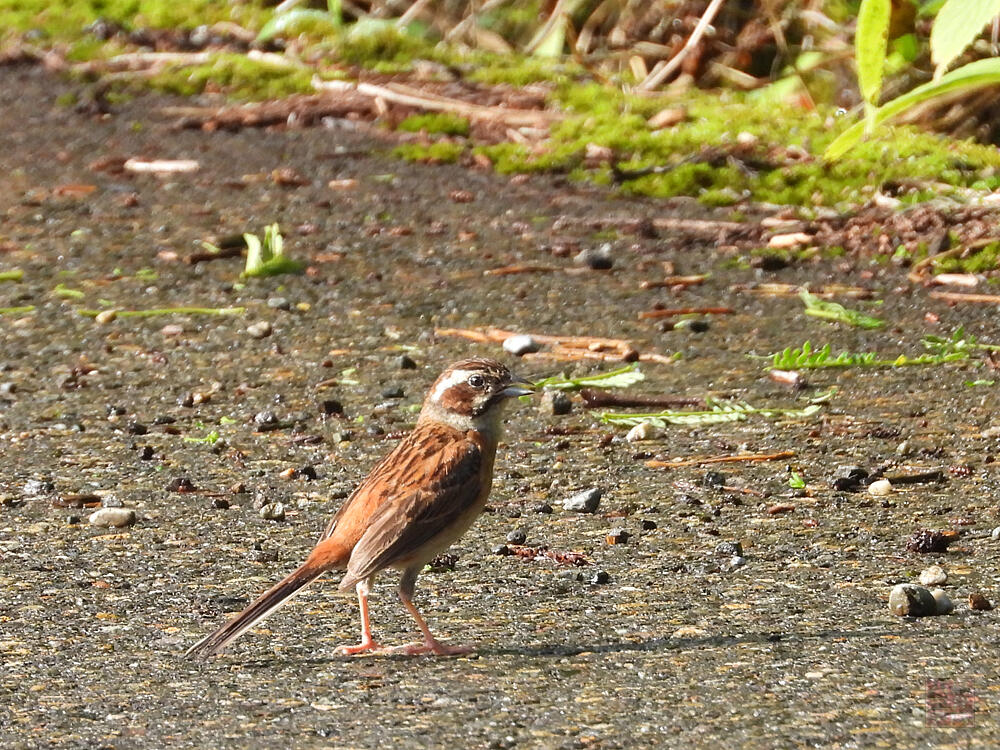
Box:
[935,242,1000,274]
[145,53,314,99]
[336,25,437,71]
[393,141,465,164]
[397,113,470,137]
[0,0,268,40]
[469,86,1000,208]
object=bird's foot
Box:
[334,638,383,656]
[386,639,473,656]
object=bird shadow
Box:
[230,626,896,669]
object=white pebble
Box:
[867,478,892,496]
[247,321,273,338]
[88,507,136,528]
[259,502,285,521]
[94,310,118,325]
[931,588,954,615]
[502,334,540,356]
[918,565,947,587]
[992,526,1000,541]
[626,421,658,442]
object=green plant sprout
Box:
[0,306,34,315]
[0,269,24,282]
[800,290,885,329]
[600,391,831,428]
[243,223,304,278]
[788,471,806,490]
[52,283,85,300]
[767,328,994,370]
[184,430,221,444]
[532,363,645,391]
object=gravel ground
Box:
[2,65,1000,748]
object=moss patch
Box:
[397,113,470,137]
[144,53,315,99]
[392,141,465,164]
[0,0,267,39]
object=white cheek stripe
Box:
[429,370,474,403]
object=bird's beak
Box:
[500,374,534,399]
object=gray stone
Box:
[540,390,571,415]
[888,583,938,617]
[563,488,602,513]
[266,296,291,311]
[88,507,137,528]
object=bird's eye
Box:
[467,374,486,389]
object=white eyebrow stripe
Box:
[430,370,474,402]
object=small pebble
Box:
[888,583,938,617]
[166,476,196,492]
[906,529,957,554]
[503,334,540,356]
[539,390,571,415]
[969,592,993,611]
[266,296,291,311]
[714,541,744,557]
[381,386,405,399]
[606,528,630,545]
[212,497,230,510]
[918,565,947,587]
[575,244,614,270]
[930,588,953,615]
[125,421,148,436]
[626,421,658,442]
[590,570,610,584]
[531,503,553,514]
[730,555,747,568]
[831,465,868,492]
[247,321,272,338]
[138,445,154,460]
[991,526,1000,541]
[254,410,279,427]
[563,488,602,513]
[492,544,512,556]
[321,399,343,416]
[640,519,657,531]
[95,309,118,324]
[161,323,184,337]
[88,507,137,528]
[867,478,892,496]
[23,479,55,496]
[396,354,417,370]
[506,529,527,545]
[259,502,285,521]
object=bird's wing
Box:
[340,434,483,587]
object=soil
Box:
[2,63,999,748]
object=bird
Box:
[184,357,532,659]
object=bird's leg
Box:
[334,579,382,655]
[389,568,473,656]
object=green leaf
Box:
[931,0,1000,77]
[532,363,644,391]
[826,57,1000,159]
[788,471,806,489]
[0,269,23,282]
[600,397,825,428]
[800,291,885,329]
[856,0,891,130]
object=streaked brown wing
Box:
[318,428,433,543]
[341,436,482,586]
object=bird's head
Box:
[421,358,532,431]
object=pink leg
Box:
[390,587,473,657]
[334,580,382,655]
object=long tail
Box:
[185,540,349,659]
